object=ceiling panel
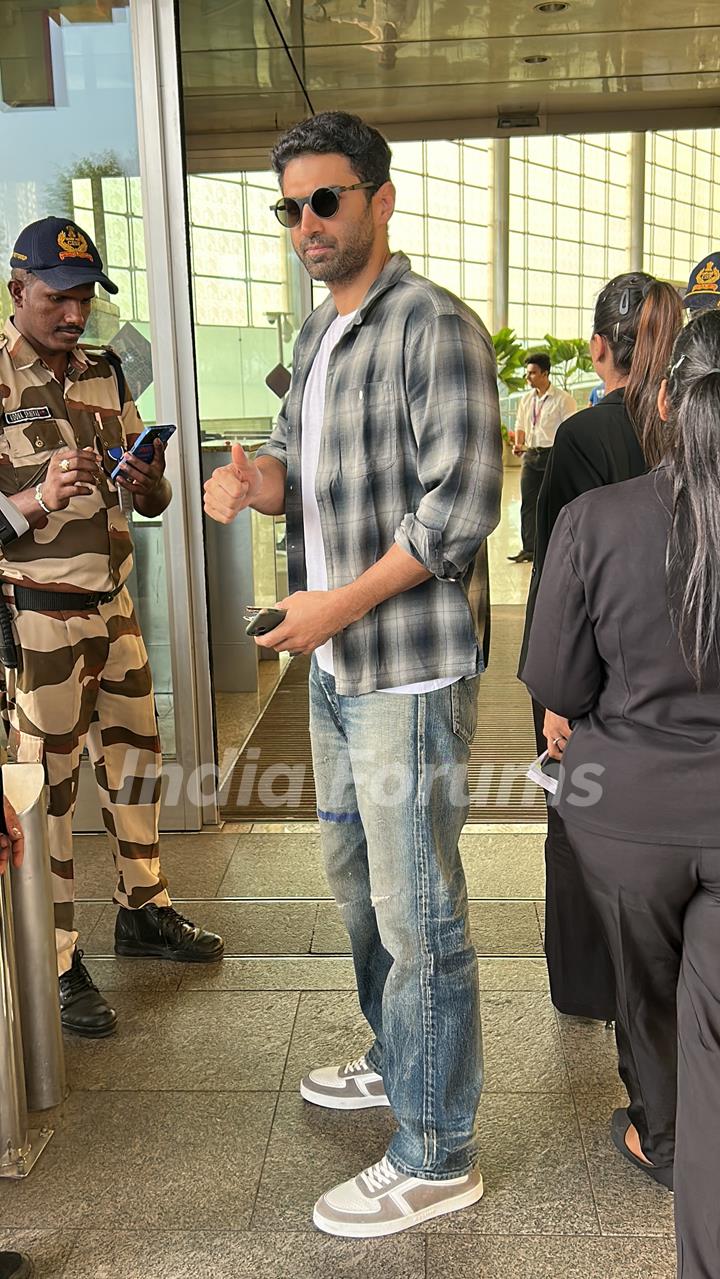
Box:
[178,0,720,167]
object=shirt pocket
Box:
[1,417,65,487]
[94,414,125,480]
[335,381,398,478]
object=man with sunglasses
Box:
[204,111,502,1238]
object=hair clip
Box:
[619,287,631,316]
[668,353,687,378]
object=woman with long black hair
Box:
[523,308,720,1276]
[519,272,684,1023]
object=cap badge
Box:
[57,225,93,263]
[691,260,720,294]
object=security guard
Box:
[684,251,720,314]
[0,218,223,1038]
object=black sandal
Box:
[611,1108,674,1190]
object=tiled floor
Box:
[0,824,676,1278]
[0,471,675,1276]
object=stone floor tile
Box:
[477,959,549,991]
[0,1091,277,1230]
[310,902,351,953]
[73,832,240,901]
[0,1230,75,1279]
[281,990,369,1091]
[217,833,330,899]
[63,1230,425,1279]
[72,902,107,953]
[312,901,544,957]
[62,989,299,1092]
[426,1235,676,1278]
[556,1013,622,1093]
[181,956,356,992]
[535,900,546,941]
[251,1094,397,1231]
[573,1089,675,1237]
[463,823,546,835]
[251,822,320,833]
[82,900,317,957]
[280,989,568,1097]
[469,902,544,957]
[83,957,186,993]
[428,1093,598,1235]
[459,832,545,898]
[482,992,569,1094]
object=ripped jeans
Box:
[308,656,483,1178]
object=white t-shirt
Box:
[515,384,577,449]
[300,311,458,696]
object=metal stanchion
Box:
[0,797,53,1178]
[0,866,31,1175]
[6,763,66,1113]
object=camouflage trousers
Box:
[3,585,171,971]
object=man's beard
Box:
[300,217,375,285]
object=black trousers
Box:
[520,448,551,555]
[532,699,615,1020]
[565,824,720,1279]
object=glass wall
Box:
[0,3,176,779]
[392,139,491,316]
[181,168,304,762]
[508,133,630,346]
[645,129,720,284]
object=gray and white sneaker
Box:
[313,1153,484,1238]
[300,1054,389,1110]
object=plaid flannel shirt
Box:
[257,252,503,696]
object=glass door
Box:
[0,1,202,828]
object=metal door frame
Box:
[74,0,217,831]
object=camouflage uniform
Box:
[0,317,171,972]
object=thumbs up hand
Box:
[204,441,264,524]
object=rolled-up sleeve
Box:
[394,312,503,579]
[256,397,289,470]
[522,506,604,718]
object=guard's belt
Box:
[12,584,124,612]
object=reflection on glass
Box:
[0,2,175,754]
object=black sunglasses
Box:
[270,182,377,228]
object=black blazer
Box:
[519,389,646,672]
[522,469,720,845]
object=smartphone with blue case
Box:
[108,425,176,481]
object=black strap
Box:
[13,584,123,613]
[104,348,127,407]
[0,592,17,668]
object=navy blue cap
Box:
[10,217,118,295]
[684,253,720,314]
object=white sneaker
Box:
[313,1153,484,1238]
[300,1054,389,1110]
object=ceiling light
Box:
[534,2,569,11]
[523,54,550,63]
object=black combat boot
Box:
[114,904,224,962]
[59,949,118,1038]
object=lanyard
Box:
[531,393,548,428]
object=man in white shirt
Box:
[507,352,577,563]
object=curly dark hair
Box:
[270,112,392,191]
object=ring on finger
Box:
[59,458,71,473]
[552,736,564,747]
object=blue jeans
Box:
[309,657,483,1178]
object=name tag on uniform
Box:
[4,406,53,425]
